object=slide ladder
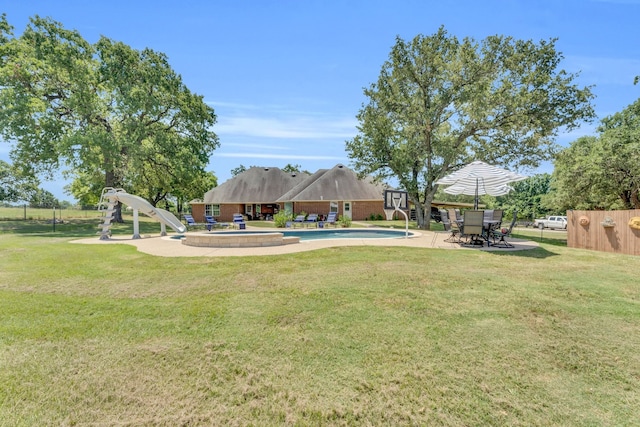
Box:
[97,187,124,240]
[96,187,186,239]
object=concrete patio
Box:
[73,226,539,257]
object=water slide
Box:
[106,191,186,234]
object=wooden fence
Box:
[567,209,640,256]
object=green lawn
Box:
[0,218,638,425]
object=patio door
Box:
[343,201,352,220]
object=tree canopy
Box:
[0,14,219,214]
[496,174,552,221]
[551,99,640,210]
[345,27,595,228]
[0,160,39,203]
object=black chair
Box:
[492,210,518,248]
[483,209,504,243]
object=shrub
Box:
[273,211,292,228]
[338,215,352,228]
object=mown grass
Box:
[0,218,639,425]
[0,206,103,221]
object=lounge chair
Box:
[324,212,338,227]
[492,210,518,248]
[305,213,319,228]
[203,215,216,231]
[292,215,306,228]
[183,214,204,229]
[205,215,229,230]
[233,213,246,229]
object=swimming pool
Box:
[179,228,413,248]
[202,228,413,240]
[279,228,412,240]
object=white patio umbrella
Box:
[436,161,527,209]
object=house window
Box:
[206,204,220,217]
[284,202,293,215]
[330,201,338,213]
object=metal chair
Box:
[440,209,460,243]
[460,210,485,246]
[492,210,518,248]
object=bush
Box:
[338,215,352,228]
[273,211,292,228]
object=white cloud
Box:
[215,152,347,161]
[216,115,357,139]
[222,142,290,150]
[207,99,358,140]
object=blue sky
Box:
[2,0,640,201]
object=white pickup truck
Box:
[533,215,568,230]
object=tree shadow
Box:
[487,246,559,259]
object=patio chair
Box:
[483,209,494,224]
[492,209,504,226]
[205,215,226,231]
[460,210,485,246]
[447,208,462,233]
[492,210,518,248]
[233,213,246,229]
[304,213,319,228]
[440,209,460,243]
[483,209,503,241]
[183,214,203,229]
[292,214,306,228]
[324,212,338,227]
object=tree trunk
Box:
[413,201,432,230]
[632,188,640,209]
[114,201,124,223]
[105,169,124,223]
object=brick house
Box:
[276,164,389,221]
[189,164,390,222]
[189,166,309,222]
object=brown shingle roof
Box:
[203,167,309,203]
[277,164,388,202]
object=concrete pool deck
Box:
[72,225,539,257]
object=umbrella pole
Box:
[474,178,478,209]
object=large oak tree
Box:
[551,99,640,211]
[0,15,218,219]
[346,27,594,229]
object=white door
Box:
[343,201,352,220]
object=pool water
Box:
[179,228,412,241]
[281,228,412,240]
